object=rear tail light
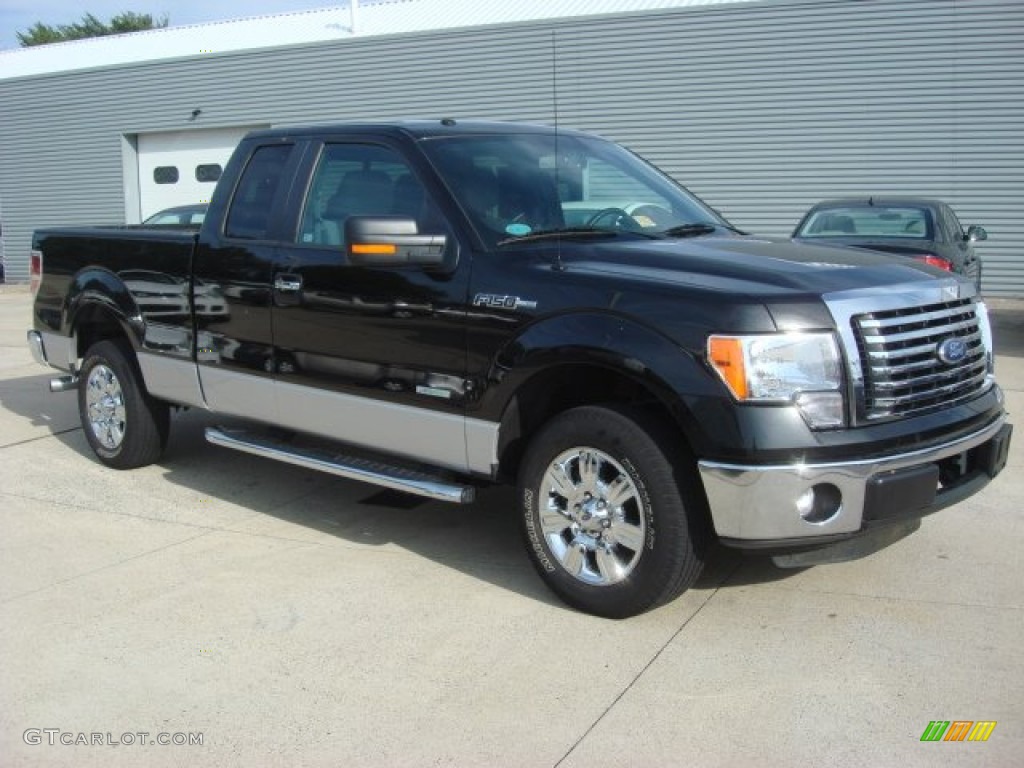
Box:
[913,254,953,271]
[29,250,43,296]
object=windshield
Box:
[796,205,933,240]
[419,132,729,249]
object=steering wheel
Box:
[586,207,638,229]
[629,204,674,229]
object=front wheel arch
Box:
[494,359,701,484]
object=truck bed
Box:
[32,226,198,338]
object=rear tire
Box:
[517,405,707,618]
[78,340,170,469]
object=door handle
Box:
[274,274,302,293]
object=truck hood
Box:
[564,234,947,297]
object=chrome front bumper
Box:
[698,412,1010,543]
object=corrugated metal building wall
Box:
[1,0,1021,292]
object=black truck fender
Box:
[65,267,146,358]
[482,311,727,478]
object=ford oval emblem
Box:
[936,337,968,366]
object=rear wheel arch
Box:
[65,268,145,359]
[72,302,137,362]
[70,302,163,415]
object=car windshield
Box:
[419,132,728,249]
[796,205,933,239]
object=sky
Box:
[0,1,336,51]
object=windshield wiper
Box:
[496,227,659,247]
[662,221,748,237]
[715,222,748,234]
[661,223,718,238]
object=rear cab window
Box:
[225,144,295,240]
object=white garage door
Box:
[137,126,265,220]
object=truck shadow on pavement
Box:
[0,371,81,439]
[3,371,805,613]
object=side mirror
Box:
[966,225,988,242]
[345,216,447,267]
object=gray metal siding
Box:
[1,0,1021,294]
[550,0,1024,295]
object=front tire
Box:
[517,406,707,618]
[78,340,170,469]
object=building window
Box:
[196,164,222,183]
[153,166,179,184]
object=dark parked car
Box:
[792,198,987,291]
[143,203,208,226]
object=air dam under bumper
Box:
[699,415,1011,552]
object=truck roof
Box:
[243,119,594,142]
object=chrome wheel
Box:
[85,364,127,450]
[539,447,647,586]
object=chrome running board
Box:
[205,426,475,504]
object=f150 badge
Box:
[473,293,538,310]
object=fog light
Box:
[796,483,842,524]
[795,391,845,430]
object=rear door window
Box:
[225,144,294,240]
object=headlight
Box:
[707,332,846,429]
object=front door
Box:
[270,140,472,471]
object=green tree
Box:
[17,12,169,47]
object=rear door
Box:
[269,138,474,471]
[192,140,304,418]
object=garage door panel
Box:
[138,126,265,219]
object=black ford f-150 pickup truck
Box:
[28,120,1012,617]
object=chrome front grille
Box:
[852,298,989,420]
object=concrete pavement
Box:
[1,284,1021,766]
